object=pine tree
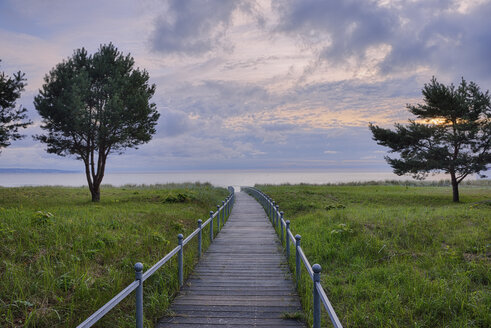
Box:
[0,60,31,151]
[369,77,491,202]
[35,44,160,201]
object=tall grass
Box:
[0,183,228,327]
[258,182,491,328]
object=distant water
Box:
[0,170,452,188]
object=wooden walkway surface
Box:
[157,191,305,328]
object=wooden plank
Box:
[180,286,296,292]
[166,310,292,319]
[159,324,297,328]
[171,304,302,313]
[157,192,306,328]
[180,290,297,296]
[184,280,295,287]
[160,317,303,325]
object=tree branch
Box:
[457,172,469,183]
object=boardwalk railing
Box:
[77,187,236,328]
[243,187,343,328]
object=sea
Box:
[0,170,454,188]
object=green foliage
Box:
[330,223,353,235]
[259,183,491,328]
[281,311,307,322]
[34,44,160,201]
[0,184,228,327]
[163,191,196,203]
[31,211,54,225]
[0,59,32,151]
[369,77,491,202]
[325,203,346,210]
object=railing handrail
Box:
[298,246,314,279]
[141,245,180,282]
[77,188,235,328]
[76,280,140,328]
[182,226,200,245]
[316,282,343,327]
[243,186,343,328]
[288,229,296,243]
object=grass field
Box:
[0,183,229,327]
[257,181,491,328]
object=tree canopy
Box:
[0,60,31,151]
[369,77,491,202]
[34,44,160,201]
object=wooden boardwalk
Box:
[157,191,305,328]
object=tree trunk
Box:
[450,171,460,202]
[90,184,101,202]
[84,158,102,202]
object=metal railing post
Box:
[197,219,202,258]
[135,262,143,328]
[295,234,301,288]
[226,197,230,217]
[286,220,291,259]
[275,205,280,229]
[178,234,183,287]
[272,204,275,226]
[209,211,214,242]
[313,264,322,328]
[224,197,227,218]
[272,201,275,222]
[217,205,221,231]
[280,211,284,244]
[222,201,225,225]
[271,202,276,228]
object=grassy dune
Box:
[258,182,491,328]
[0,183,228,327]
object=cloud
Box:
[158,109,194,137]
[0,30,64,92]
[3,0,488,174]
[150,0,261,55]
[380,0,491,79]
[275,0,396,62]
[273,0,491,82]
[157,79,272,119]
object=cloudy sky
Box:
[1,0,490,172]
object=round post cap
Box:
[177,233,183,240]
[312,263,322,273]
[295,234,301,241]
[134,262,143,272]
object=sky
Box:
[1,0,490,172]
